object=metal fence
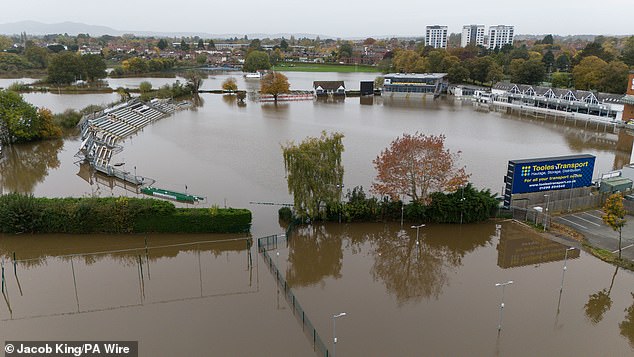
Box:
[511,187,609,214]
[509,206,550,228]
[258,235,330,357]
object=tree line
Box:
[280,131,498,225]
[0,89,107,144]
[386,35,634,94]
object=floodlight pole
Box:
[332,312,347,357]
[495,280,514,331]
[560,247,576,292]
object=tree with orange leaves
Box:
[371,132,469,203]
[260,72,290,103]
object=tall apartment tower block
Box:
[488,25,514,49]
[622,71,634,122]
[461,25,485,47]
[425,25,448,49]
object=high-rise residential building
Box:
[488,25,514,49]
[425,25,448,49]
[622,71,634,122]
[461,25,486,47]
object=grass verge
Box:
[272,62,380,73]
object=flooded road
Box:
[1,72,634,355]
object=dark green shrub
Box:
[54,109,83,128]
[0,193,42,233]
[426,184,498,224]
[134,208,251,233]
[0,194,251,234]
[343,186,381,221]
[278,207,293,223]
[296,184,496,225]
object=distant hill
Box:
[0,21,123,36]
[0,21,337,40]
[515,34,630,42]
[4,21,624,41]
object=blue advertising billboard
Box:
[506,154,596,195]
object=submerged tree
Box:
[260,72,290,103]
[47,52,85,85]
[222,77,238,91]
[602,193,627,259]
[0,90,62,143]
[183,70,204,93]
[282,131,344,221]
[372,132,469,204]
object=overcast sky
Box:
[2,0,632,37]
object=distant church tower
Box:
[623,71,634,122]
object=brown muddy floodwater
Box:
[1,221,633,356]
[278,221,634,356]
[1,72,634,355]
[0,233,311,356]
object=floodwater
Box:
[279,221,634,356]
[1,72,634,355]
[1,222,633,355]
[0,233,311,356]
[4,72,631,234]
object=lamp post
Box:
[411,224,425,246]
[332,312,347,357]
[411,224,425,259]
[495,280,514,331]
[560,247,575,292]
[401,195,405,228]
[543,194,550,232]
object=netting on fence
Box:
[258,235,330,357]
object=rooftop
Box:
[384,73,447,80]
[622,95,634,105]
[313,81,345,90]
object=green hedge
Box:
[292,184,498,224]
[0,194,251,234]
[134,208,252,233]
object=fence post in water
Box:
[247,239,253,267]
[145,237,151,280]
[13,252,16,276]
[1,259,4,294]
